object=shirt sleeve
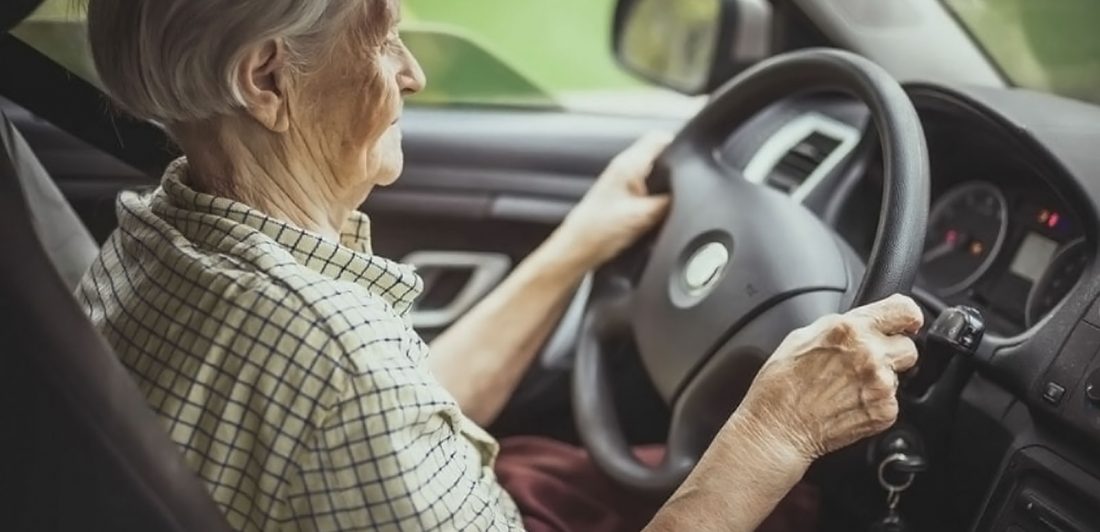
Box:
[283,339,522,531]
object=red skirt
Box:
[495,436,819,532]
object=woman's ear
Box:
[237,39,291,132]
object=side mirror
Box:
[612,0,772,95]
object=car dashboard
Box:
[725,85,1096,339]
[837,103,1090,338]
[723,83,1100,530]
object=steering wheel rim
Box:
[572,48,930,495]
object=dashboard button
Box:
[1038,323,1100,410]
[1042,382,1066,405]
[1085,370,1100,407]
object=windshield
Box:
[944,0,1100,105]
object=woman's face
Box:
[295,1,425,193]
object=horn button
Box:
[676,240,732,304]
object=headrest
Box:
[1,0,46,33]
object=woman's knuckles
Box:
[822,318,859,348]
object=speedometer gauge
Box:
[920,182,1009,295]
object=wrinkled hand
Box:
[554,133,673,269]
[737,295,924,463]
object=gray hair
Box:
[85,0,392,124]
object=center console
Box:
[963,296,1100,531]
[977,447,1100,531]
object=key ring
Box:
[877,453,917,493]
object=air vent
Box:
[767,131,844,194]
[744,112,861,202]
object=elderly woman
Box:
[76,0,921,530]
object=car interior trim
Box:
[741,110,861,202]
[402,250,513,329]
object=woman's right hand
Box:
[737,294,924,462]
[647,295,923,531]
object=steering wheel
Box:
[572,48,930,495]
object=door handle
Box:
[403,251,511,329]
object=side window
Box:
[402,0,665,111]
[402,28,555,109]
[12,0,685,115]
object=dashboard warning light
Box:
[970,241,985,256]
[1048,212,1061,229]
[1039,209,1051,224]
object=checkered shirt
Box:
[76,158,522,531]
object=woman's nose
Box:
[399,49,427,95]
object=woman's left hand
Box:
[552,132,674,270]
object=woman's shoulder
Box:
[91,181,428,376]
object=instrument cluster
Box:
[919,180,1088,331]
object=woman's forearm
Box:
[645,409,811,532]
[429,232,587,426]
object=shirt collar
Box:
[156,158,423,315]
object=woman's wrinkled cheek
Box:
[296,32,405,188]
[344,62,389,140]
[311,62,395,179]
[358,67,405,183]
